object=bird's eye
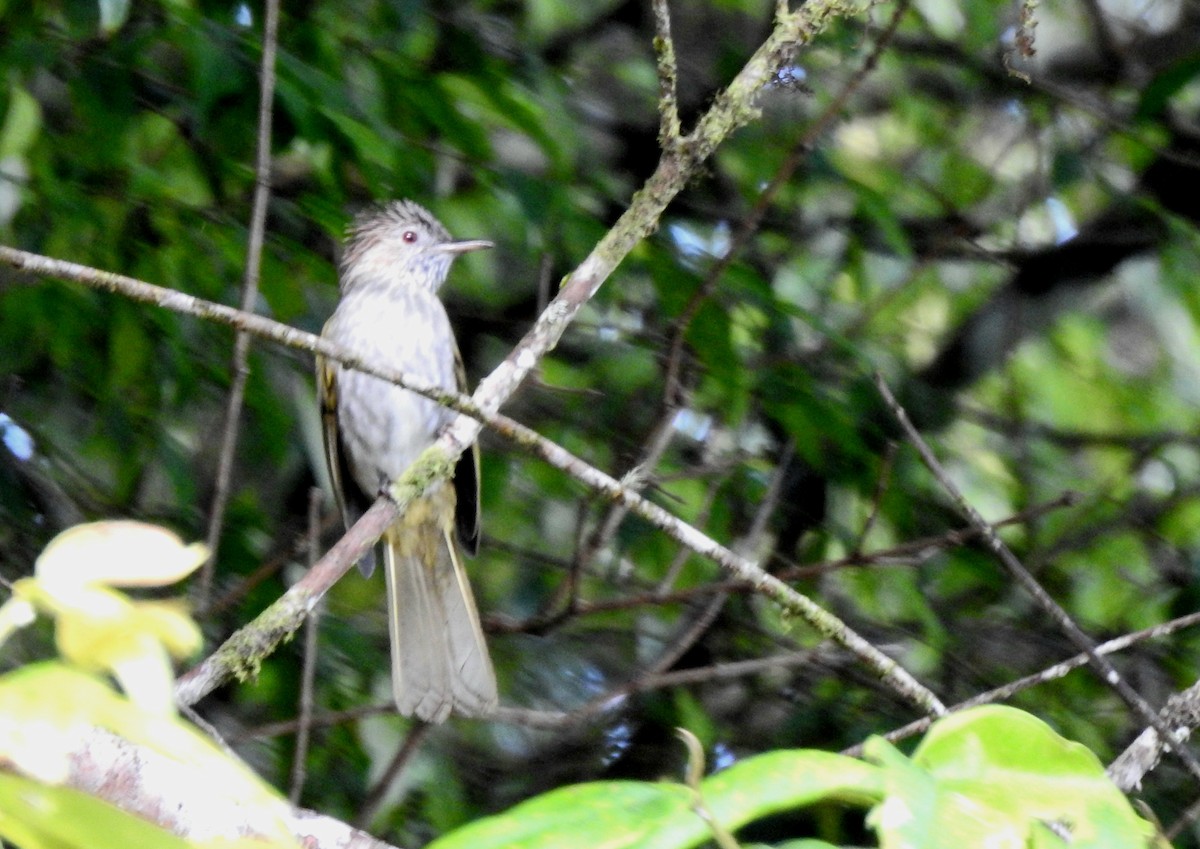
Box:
[402,230,419,243]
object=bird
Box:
[316,199,497,723]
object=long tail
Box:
[382,519,497,723]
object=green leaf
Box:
[688,302,748,423]
[125,113,214,208]
[428,781,691,849]
[319,108,397,170]
[642,751,883,849]
[431,751,882,849]
[1135,54,1200,120]
[865,706,1155,849]
[0,771,191,849]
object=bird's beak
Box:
[438,239,494,255]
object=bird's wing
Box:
[317,353,360,530]
[451,339,481,556]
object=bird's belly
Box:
[337,370,448,497]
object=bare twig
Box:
[874,371,1200,783]
[488,648,833,731]
[651,0,682,144]
[677,728,741,849]
[356,723,432,829]
[656,470,724,595]
[207,509,342,617]
[852,443,894,556]
[199,0,281,604]
[522,404,682,633]
[289,487,323,804]
[857,610,1200,755]
[238,650,828,741]
[17,230,930,717]
[1109,681,1200,795]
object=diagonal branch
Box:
[5,1,948,720]
[2,237,945,716]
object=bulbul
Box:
[317,199,497,723]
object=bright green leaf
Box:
[865,706,1156,848]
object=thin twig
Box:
[651,0,682,145]
[237,649,828,741]
[356,722,432,829]
[488,648,833,731]
[656,470,725,595]
[677,728,742,849]
[854,609,1200,755]
[644,441,796,694]
[482,491,1078,628]
[661,0,911,407]
[874,371,1200,783]
[206,509,342,617]
[199,0,281,604]
[289,487,322,805]
[228,606,1200,742]
[852,443,894,556]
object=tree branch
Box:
[5,0,947,721]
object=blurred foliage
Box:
[0,521,295,849]
[430,707,1156,849]
[1,0,1200,845]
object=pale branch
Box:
[470,418,947,715]
[174,498,395,706]
[458,4,840,431]
[14,1,947,719]
[5,243,910,712]
[1109,681,1200,794]
[574,399,682,594]
[175,367,944,714]
[485,492,1082,629]
[655,470,722,594]
[875,371,1200,782]
[0,244,497,424]
[643,439,790,686]
[520,397,682,631]
[651,0,682,145]
[200,0,282,603]
[425,3,945,715]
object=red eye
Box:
[402,230,418,243]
